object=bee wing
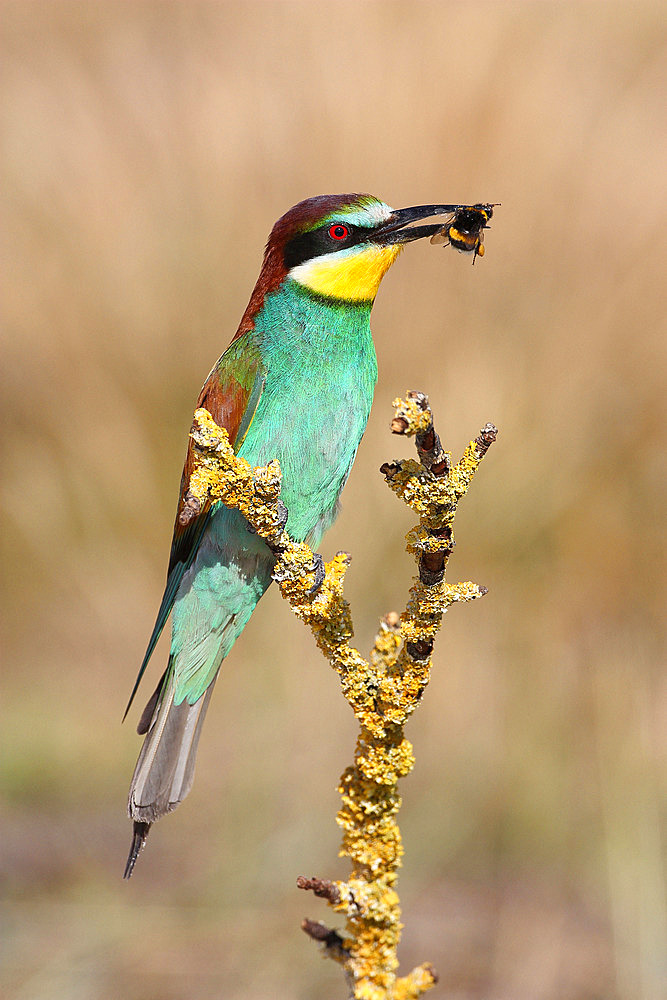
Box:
[429,211,456,245]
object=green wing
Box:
[123,334,266,721]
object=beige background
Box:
[2,3,665,998]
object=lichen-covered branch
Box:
[187,394,497,1000]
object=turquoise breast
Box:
[238,281,378,544]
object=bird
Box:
[123,193,458,878]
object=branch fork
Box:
[187,393,497,999]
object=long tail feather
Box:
[136,669,168,735]
[123,670,217,876]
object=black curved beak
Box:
[372,204,463,245]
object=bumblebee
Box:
[431,203,498,263]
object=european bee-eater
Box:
[123,193,463,878]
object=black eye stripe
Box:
[284,223,367,270]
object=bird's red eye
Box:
[329,224,349,241]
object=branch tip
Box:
[391,392,432,439]
[405,638,434,662]
[475,422,498,455]
[296,875,341,904]
[178,491,201,526]
[301,919,349,960]
[391,416,409,434]
[396,961,440,996]
[426,963,440,985]
[380,461,400,478]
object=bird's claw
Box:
[276,500,288,532]
[248,500,288,541]
[308,553,325,596]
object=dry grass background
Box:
[1,2,665,998]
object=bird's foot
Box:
[276,500,288,532]
[248,500,287,539]
[255,500,288,545]
[308,553,326,596]
[123,821,151,880]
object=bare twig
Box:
[301,919,350,964]
[297,875,342,905]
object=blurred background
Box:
[2,3,665,998]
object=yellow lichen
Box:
[391,394,433,434]
[186,401,495,999]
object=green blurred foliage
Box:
[1,3,665,999]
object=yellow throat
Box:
[290,243,403,302]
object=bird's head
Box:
[271,193,460,302]
[236,194,462,335]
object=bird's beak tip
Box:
[374,204,461,246]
